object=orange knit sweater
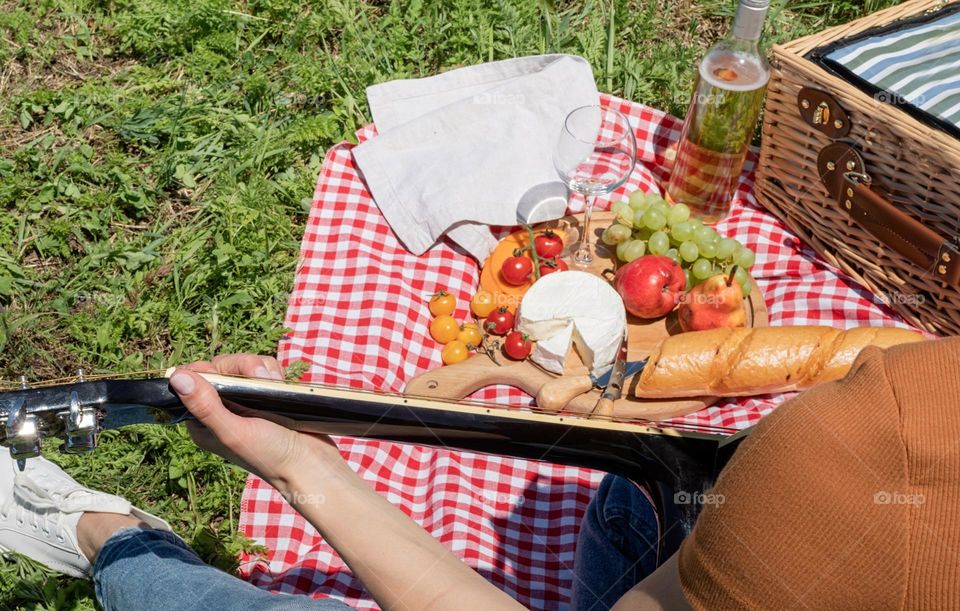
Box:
[679,336,960,609]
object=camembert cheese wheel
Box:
[517,271,626,376]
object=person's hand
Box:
[171,360,526,611]
[168,354,343,489]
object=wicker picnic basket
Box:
[755,0,960,335]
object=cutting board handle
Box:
[404,355,717,421]
[404,356,547,400]
[536,375,594,410]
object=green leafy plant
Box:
[0,0,898,607]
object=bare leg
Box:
[77,512,149,562]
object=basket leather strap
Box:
[841,173,960,285]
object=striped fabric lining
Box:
[825,9,960,128]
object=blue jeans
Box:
[93,528,351,611]
[570,474,661,611]
[93,474,656,611]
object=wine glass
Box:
[553,105,637,266]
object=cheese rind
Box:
[516,271,626,376]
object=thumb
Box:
[168,368,244,438]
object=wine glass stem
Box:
[575,193,597,265]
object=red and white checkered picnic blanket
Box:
[237,94,918,609]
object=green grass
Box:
[0,0,898,607]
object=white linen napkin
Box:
[352,54,599,261]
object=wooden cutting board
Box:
[404,212,769,422]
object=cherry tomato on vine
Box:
[470,290,496,318]
[534,231,563,259]
[500,255,532,286]
[442,340,470,365]
[484,307,515,336]
[538,257,568,277]
[428,291,456,317]
[430,315,460,343]
[458,323,482,348]
[502,331,533,360]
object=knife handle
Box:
[536,375,595,411]
[593,397,616,418]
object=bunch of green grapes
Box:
[601,191,756,297]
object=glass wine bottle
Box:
[665,0,770,223]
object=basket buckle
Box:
[798,87,851,138]
[817,143,866,200]
[844,171,872,186]
[813,102,830,126]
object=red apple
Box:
[613,255,685,319]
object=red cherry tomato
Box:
[501,255,532,286]
[484,307,515,336]
[538,257,568,277]
[534,231,563,259]
[502,331,533,360]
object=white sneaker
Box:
[0,451,171,578]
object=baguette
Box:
[633,326,925,398]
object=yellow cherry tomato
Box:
[470,289,496,318]
[430,315,460,343]
[457,323,482,348]
[429,291,456,317]
[441,340,470,365]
